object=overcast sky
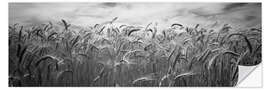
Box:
[9,3,261,30]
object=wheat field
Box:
[8,17,261,87]
[8,3,262,87]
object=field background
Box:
[3,0,266,88]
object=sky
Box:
[9,2,261,30]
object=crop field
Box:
[8,17,262,87]
[8,2,262,87]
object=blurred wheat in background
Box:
[8,2,261,87]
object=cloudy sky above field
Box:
[9,3,261,29]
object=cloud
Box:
[9,2,261,30]
[100,2,118,7]
[223,3,249,11]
